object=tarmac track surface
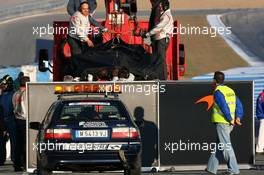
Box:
[0,12,68,68]
[221,9,264,61]
[0,0,35,9]
[0,161,264,175]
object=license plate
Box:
[76,130,108,138]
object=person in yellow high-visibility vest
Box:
[206,71,244,175]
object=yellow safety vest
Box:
[212,85,236,124]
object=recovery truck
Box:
[38,0,186,81]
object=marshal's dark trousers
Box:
[151,38,169,80]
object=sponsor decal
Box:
[195,95,214,111]
[34,142,123,153]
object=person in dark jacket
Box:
[256,90,264,153]
[0,75,22,171]
[0,102,7,166]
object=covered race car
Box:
[64,38,160,80]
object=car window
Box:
[43,102,58,127]
[58,101,127,121]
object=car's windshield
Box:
[58,101,128,121]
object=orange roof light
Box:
[54,84,121,94]
[54,85,63,93]
[63,85,74,93]
[74,85,82,92]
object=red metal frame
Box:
[51,0,183,81]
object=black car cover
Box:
[67,38,158,80]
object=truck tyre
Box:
[37,158,52,175]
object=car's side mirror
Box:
[38,49,49,72]
[29,122,42,130]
